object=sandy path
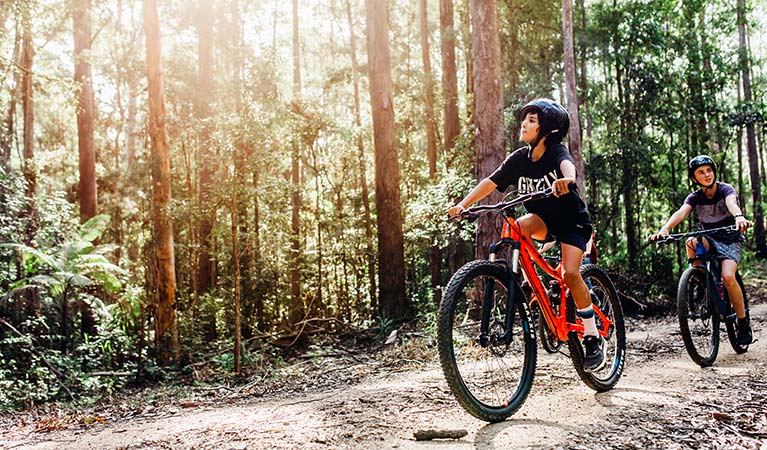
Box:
[4,304,766,450]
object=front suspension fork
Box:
[479,241,521,347]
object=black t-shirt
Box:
[488,143,590,231]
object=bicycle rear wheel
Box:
[724,273,749,354]
[566,264,626,391]
[677,266,719,367]
[437,260,536,422]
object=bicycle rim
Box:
[567,265,626,391]
[677,266,719,367]
[437,261,536,422]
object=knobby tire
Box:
[437,260,536,422]
[677,266,719,367]
[566,264,626,391]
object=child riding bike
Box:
[649,155,753,346]
[448,98,604,371]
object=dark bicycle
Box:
[655,226,750,367]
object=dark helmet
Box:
[518,98,570,147]
[687,155,717,184]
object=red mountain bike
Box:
[438,187,626,422]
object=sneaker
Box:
[583,335,606,372]
[737,320,753,346]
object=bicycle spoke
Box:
[443,267,532,414]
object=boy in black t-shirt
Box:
[650,155,752,345]
[448,99,604,371]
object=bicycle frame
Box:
[691,242,738,322]
[491,212,612,342]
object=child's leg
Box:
[515,213,548,242]
[685,237,709,265]
[561,243,589,308]
[561,243,598,337]
[721,259,746,319]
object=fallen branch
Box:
[87,371,133,377]
[414,429,468,441]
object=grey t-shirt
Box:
[684,182,742,244]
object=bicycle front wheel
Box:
[678,266,719,367]
[566,264,626,391]
[437,260,536,423]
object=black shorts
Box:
[550,223,593,252]
[538,212,593,252]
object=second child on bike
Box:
[448,98,605,371]
[649,155,752,345]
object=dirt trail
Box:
[3,304,766,450]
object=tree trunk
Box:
[615,50,637,270]
[231,178,242,375]
[365,0,407,321]
[562,0,586,200]
[253,171,267,332]
[21,7,34,201]
[463,0,474,122]
[74,0,97,222]
[1,24,20,173]
[420,0,441,302]
[420,0,438,180]
[737,0,765,254]
[471,0,504,261]
[195,0,216,297]
[289,0,303,325]
[440,0,466,284]
[736,84,744,209]
[346,0,377,319]
[439,0,460,165]
[143,0,179,364]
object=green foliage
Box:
[0,212,137,408]
[3,215,126,300]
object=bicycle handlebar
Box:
[448,182,577,222]
[652,225,739,245]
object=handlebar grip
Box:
[447,212,479,222]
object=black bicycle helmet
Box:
[518,98,570,148]
[687,155,716,185]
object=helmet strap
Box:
[528,133,547,157]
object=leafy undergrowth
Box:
[0,323,438,434]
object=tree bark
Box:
[143,0,179,364]
[231,177,242,375]
[346,0,377,319]
[420,0,438,180]
[289,0,303,325]
[737,0,765,254]
[439,0,460,165]
[74,0,97,222]
[1,23,20,173]
[21,7,35,200]
[471,0,504,261]
[195,0,216,296]
[561,0,586,201]
[365,0,407,321]
[419,0,441,302]
[463,0,473,122]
